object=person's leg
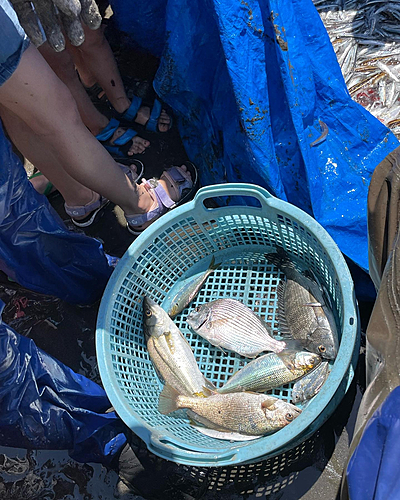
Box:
[69,25,171,131]
[38,40,108,135]
[0,45,190,223]
[0,104,96,207]
[38,40,150,154]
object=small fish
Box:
[265,249,339,359]
[159,384,301,436]
[218,350,321,394]
[143,296,215,396]
[292,361,330,404]
[167,256,221,318]
[310,120,329,147]
[186,298,286,357]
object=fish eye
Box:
[318,345,326,353]
[286,413,294,422]
[145,309,152,317]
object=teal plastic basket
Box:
[96,183,359,467]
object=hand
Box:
[9,0,102,52]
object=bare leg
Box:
[38,41,108,136]
[69,26,171,131]
[0,45,184,219]
[0,104,95,208]
[38,41,150,154]
[0,45,150,215]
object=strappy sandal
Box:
[65,159,145,227]
[114,95,173,133]
[96,118,149,160]
[65,194,110,228]
[125,162,198,236]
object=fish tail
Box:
[209,255,222,271]
[158,384,181,414]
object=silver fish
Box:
[292,361,330,403]
[143,296,215,396]
[218,350,321,394]
[159,384,301,436]
[265,249,339,360]
[167,255,221,318]
[186,298,286,357]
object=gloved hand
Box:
[9,0,102,52]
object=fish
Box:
[143,296,215,396]
[310,120,329,147]
[186,298,286,357]
[159,384,301,436]
[292,361,330,403]
[265,249,339,359]
[167,255,221,318]
[217,350,321,394]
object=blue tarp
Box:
[110,0,399,274]
[0,121,113,304]
[347,386,400,500]
[0,300,126,464]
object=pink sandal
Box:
[125,164,196,235]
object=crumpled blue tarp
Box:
[0,120,113,304]
[0,299,126,464]
[110,0,399,274]
[346,386,400,500]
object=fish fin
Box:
[158,384,180,415]
[277,281,292,337]
[282,338,306,353]
[202,385,217,396]
[303,302,323,307]
[261,398,277,410]
[275,350,297,370]
[209,255,222,271]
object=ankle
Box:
[112,96,131,115]
[64,190,97,209]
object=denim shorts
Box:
[0,0,30,87]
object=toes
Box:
[129,137,150,155]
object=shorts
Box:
[0,0,30,87]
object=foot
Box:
[125,165,193,234]
[109,126,150,155]
[135,106,171,133]
[65,191,110,227]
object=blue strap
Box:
[112,127,138,146]
[121,95,142,122]
[95,118,120,141]
[146,99,162,132]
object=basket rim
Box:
[96,183,359,466]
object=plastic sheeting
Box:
[0,299,126,465]
[0,120,113,304]
[110,0,399,275]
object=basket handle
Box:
[193,183,275,211]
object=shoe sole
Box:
[71,199,110,227]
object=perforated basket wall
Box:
[96,184,359,467]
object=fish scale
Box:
[187,298,286,357]
[159,387,302,436]
[218,351,321,394]
[266,250,339,360]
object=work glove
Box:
[9,0,102,52]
